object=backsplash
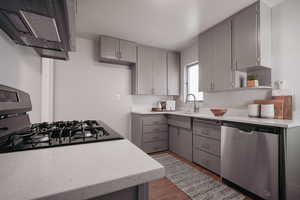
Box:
[176,89,272,114]
[131,95,173,112]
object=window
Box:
[186,63,203,101]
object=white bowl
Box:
[261,104,275,119]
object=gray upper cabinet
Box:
[119,40,137,63]
[136,45,175,96]
[153,49,167,95]
[199,0,271,92]
[199,20,232,92]
[232,1,271,70]
[212,20,232,91]
[232,3,258,70]
[100,36,119,60]
[167,52,180,96]
[99,36,137,65]
[137,46,153,95]
[199,29,214,92]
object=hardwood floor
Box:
[149,151,252,200]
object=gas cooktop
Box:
[0,120,123,153]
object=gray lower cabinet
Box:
[99,35,137,65]
[131,114,168,153]
[193,119,221,174]
[91,183,149,200]
[168,116,192,161]
[169,126,193,162]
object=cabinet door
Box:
[198,29,214,92]
[153,49,167,95]
[177,128,193,161]
[119,40,137,63]
[169,126,178,153]
[167,52,180,96]
[99,36,119,60]
[232,3,258,70]
[137,46,153,95]
[212,20,233,91]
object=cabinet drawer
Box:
[143,141,168,153]
[142,116,167,126]
[193,149,220,174]
[193,121,221,140]
[143,132,168,142]
[193,135,220,156]
[143,125,168,134]
[167,115,191,129]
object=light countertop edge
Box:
[0,139,165,200]
[132,111,300,128]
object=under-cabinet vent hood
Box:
[0,0,76,60]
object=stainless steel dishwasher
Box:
[221,122,279,200]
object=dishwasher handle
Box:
[238,129,256,135]
[222,126,256,135]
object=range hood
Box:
[0,0,76,60]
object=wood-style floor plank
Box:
[149,151,252,200]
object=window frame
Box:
[185,62,204,103]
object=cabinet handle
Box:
[119,51,122,59]
[235,60,238,70]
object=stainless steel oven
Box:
[221,122,279,200]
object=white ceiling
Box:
[76,0,285,51]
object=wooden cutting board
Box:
[254,99,284,119]
[273,96,293,120]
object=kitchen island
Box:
[0,139,165,200]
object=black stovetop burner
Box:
[0,120,123,153]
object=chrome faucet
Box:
[186,94,199,113]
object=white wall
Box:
[272,0,300,115]
[0,31,41,123]
[54,38,168,138]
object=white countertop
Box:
[0,139,165,200]
[132,111,300,128]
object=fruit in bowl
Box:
[210,109,227,117]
